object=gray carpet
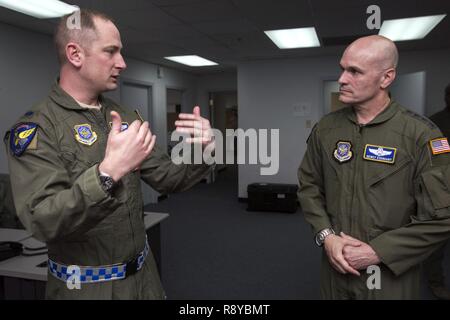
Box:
[144,165,450,299]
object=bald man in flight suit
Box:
[298,35,450,299]
[424,83,450,300]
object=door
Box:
[120,80,159,204]
[209,91,238,182]
[322,80,346,115]
[167,89,183,155]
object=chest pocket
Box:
[367,155,412,188]
[366,153,415,231]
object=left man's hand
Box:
[341,232,381,270]
[175,106,214,146]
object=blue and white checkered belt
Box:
[48,239,149,284]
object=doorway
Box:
[209,91,238,181]
[166,88,184,155]
[322,80,346,115]
[120,79,159,204]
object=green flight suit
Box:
[298,100,450,299]
[4,83,212,299]
[423,108,450,290]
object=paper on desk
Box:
[21,237,46,250]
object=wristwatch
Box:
[315,228,335,247]
[99,171,115,194]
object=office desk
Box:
[0,228,30,242]
[0,212,169,299]
[0,229,47,299]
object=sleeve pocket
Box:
[421,166,450,217]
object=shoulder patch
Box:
[429,137,450,155]
[9,123,38,157]
[403,110,437,129]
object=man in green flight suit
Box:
[424,83,450,300]
[298,35,450,299]
[4,9,214,299]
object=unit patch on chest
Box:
[363,144,397,164]
[74,124,97,146]
[333,141,353,163]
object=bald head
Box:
[344,35,398,71]
[338,35,398,107]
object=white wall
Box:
[396,49,450,116]
[237,48,450,197]
[0,23,59,173]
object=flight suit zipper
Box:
[89,109,109,134]
[86,108,139,264]
[350,124,364,238]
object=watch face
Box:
[315,237,320,246]
[315,234,323,246]
[100,175,114,192]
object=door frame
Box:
[319,75,341,118]
[119,77,154,124]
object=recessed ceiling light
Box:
[264,27,320,49]
[379,14,447,41]
[0,0,78,19]
[164,55,218,67]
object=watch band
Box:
[315,228,335,247]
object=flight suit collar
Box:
[49,80,109,110]
[346,99,399,126]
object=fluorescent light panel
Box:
[379,14,446,41]
[164,55,218,67]
[264,27,320,49]
[0,0,78,19]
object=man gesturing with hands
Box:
[99,111,157,182]
[5,9,214,300]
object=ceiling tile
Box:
[192,19,259,35]
[155,0,241,23]
[231,0,314,29]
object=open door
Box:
[121,79,160,205]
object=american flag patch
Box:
[429,138,450,155]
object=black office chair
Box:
[0,174,23,229]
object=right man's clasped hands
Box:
[324,232,381,276]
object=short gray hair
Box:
[54,9,114,65]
